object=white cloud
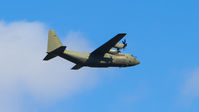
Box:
[183,68,199,98]
[64,31,93,52]
[0,21,98,112]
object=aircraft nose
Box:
[135,59,140,65]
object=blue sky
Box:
[0,0,199,112]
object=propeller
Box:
[122,39,127,49]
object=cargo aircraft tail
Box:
[43,30,66,61]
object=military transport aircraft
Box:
[43,30,140,70]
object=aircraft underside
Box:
[59,52,131,68]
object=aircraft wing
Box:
[90,33,126,56]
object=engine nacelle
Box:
[108,49,120,54]
[114,43,126,49]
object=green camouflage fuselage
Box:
[59,50,139,67]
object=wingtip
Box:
[119,33,127,35]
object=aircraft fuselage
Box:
[58,50,140,68]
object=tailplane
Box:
[43,30,66,61]
[71,64,83,70]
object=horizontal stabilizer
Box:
[43,46,66,61]
[43,53,57,61]
[71,64,83,70]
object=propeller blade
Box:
[122,39,126,44]
[122,39,127,49]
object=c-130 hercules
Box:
[43,30,140,70]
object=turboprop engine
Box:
[114,39,127,50]
[114,43,126,49]
[108,49,120,54]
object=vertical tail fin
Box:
[47,30,63,53]
[43,30,66,61]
